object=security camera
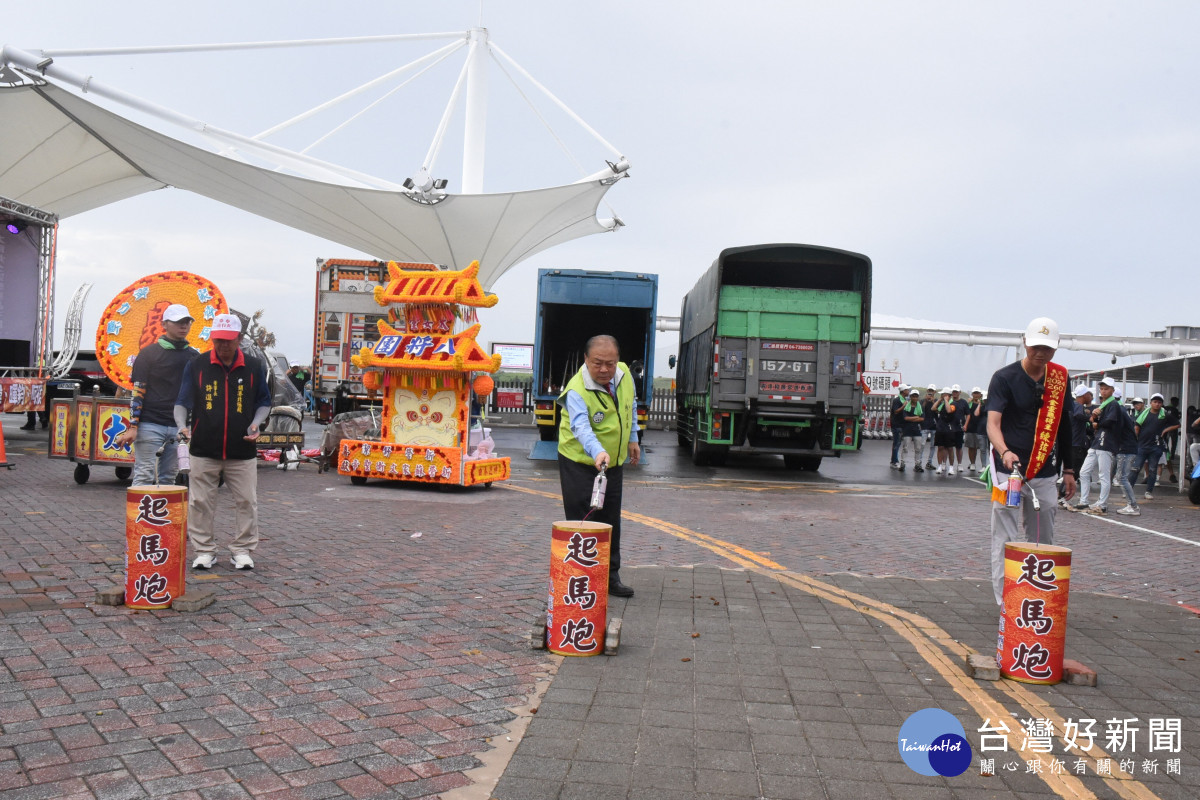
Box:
[35,57,53,73]
[1111,355,1117,365]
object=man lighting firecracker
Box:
[985,317,1077,606]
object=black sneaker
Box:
[914,465,925,473]
[898,463,906,472]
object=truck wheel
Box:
[803,456,823,471]
[73,464,90,484]
[691,418,709,466]
[115,466,132,481]
[350,475,368,486]
[783,455,804,470]
[709,446,728,467]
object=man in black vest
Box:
[174,314,271,570]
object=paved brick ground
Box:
[495,566,1200,800]
[2,423,1198,799]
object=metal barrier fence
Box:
[486,379,678,429]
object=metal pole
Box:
[39,33,467,58]
[1181,357,1190,494]
[462,28,489,194]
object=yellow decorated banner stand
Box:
[337,261,510,488]
[95,271,226,390]
[997,542,1071,684]
[48,271,226,485]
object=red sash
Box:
[1025,362,1069,478]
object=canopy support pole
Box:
[490,42,625,162]
[251,39,467,143]
[461,28,489,194]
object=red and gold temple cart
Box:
[336,260,510,488]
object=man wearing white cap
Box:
[115,304,199,486]
[985,317,1076,605]
[963,387,987,472]
[1132,392,1180,500]
[174,314,272,570]
[1074,376,1121,513]
[1061,384,1093,507]
[920,384,938,470]
[889,383,910,469]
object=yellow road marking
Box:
[500,480,1161,799]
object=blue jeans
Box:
[1115,453,1137,507]
[1131,445,1164,492]
[131,422,180,486]
[891,427,902,463]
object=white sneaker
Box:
[936,465,945,475]
[1116,505,1141,516]
[1143,492,1153,500]
[192,553,216,570]
[969,465,976,473]
[231,553,255,570]
[949,466,958,476]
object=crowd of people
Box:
[888,383,990,475]
[887,360,1192,516]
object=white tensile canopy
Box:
[0,32,629,289]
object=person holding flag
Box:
[984,317,1077,605]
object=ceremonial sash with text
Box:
[989,362,1068,502]
[1023,361,1069,478]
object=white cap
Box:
[1132,397,1144,405]
[898,383,909,393]
[210,313,242,340]
[1024,317,1060,348]
[927,383,937,391]
[971,386,982,394]
[1115,388,1123,399]
[940,386,952,395]
[162,303,194,323]
[951,384,961,392]
[1073,384,1092,398]
[909,388,920,396]
[1150,392,1164,402]
[1098,376,1116,388]
[290,360,300,367]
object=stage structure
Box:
[0,195,58,413]
[0,29,630,289]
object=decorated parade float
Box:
[336,259,510,489]
[48,271,228,484]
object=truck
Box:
[674,243,872,470]
[311,258,390,422]
[531,269,658,444]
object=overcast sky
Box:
[4,1,1197,378]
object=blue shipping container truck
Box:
[531,269,658,449]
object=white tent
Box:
[0,31,628,288]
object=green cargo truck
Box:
[674,243,872,469]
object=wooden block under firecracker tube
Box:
[125,485,188,610]
[547,521,610,657]
[997,542,1071,685]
